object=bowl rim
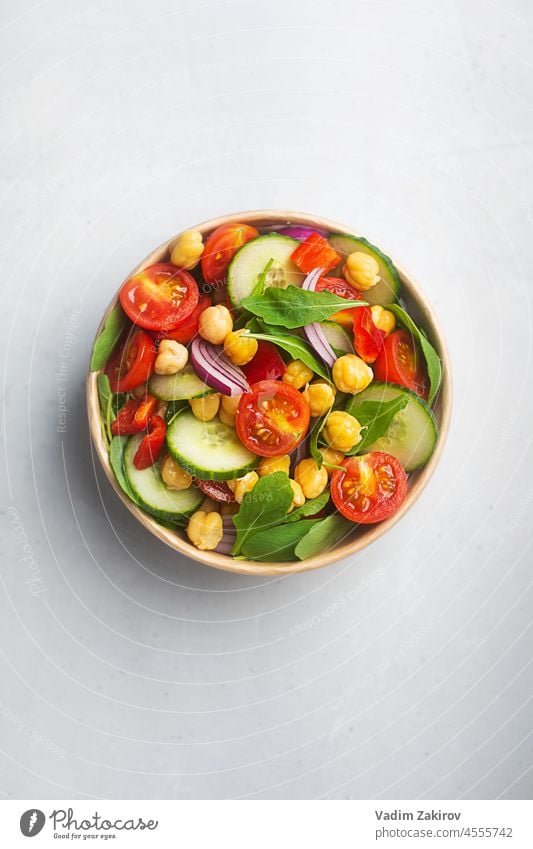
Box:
[87,209,452,576]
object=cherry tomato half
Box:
[331,452,408,524]
[201,223,259,286]
[241,341,286,384]
[106,328,156,393]
[120,263,199,332]
[373,329,429,399]
[236,380,310,457]
[133,415,167,470]
[155,294,211,345]
[315,276,363,328]
[352,306,384,363]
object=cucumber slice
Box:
[227,234,301,307]
[328,234,401,306]
[320,321,353,355]
[166,411,258,480]
[148,366,213,401]
[345,382,437,471]
[124,435,203,520]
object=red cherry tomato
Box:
[111,394,157,436]
[120,263,199,332]
[106,329,156,393]
[196,479,235,502]
[236,380,310,457]
[331,452,408,524]
[352,306,384,363]
[290,233,341,274]
[241,342,286,384]
[201,223,259,286]
[373,329,429,399]
[315,276,363,328]
[133,415,167,470]
[155,294,211,345]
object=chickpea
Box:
[186,510,223,551]
[189,393,220,421]
[169,229,204,270]
[302,381,336,417]
[219,394,241,426]
[154,339,188,375]
[323,410,362,453]
[332,354,373,394]
[287,479,305,512]
[223,329,258,366]
[257,454,291,477]
[344,251,381,291]
[160,454,193,490]
[371,305,396,336]
[198,305,233,345]
[319,447,345,477]
[295,458,328,500]
[227,471,259,504]
[282,359,314,390]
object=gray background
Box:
[1,0,532,800]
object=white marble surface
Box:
[1,0,532,800]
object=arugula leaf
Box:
[242,285,367,329]
[241,519,321,562]
[90,303,126,371]
[247,325,331,381]
[386,304,442,405]
[346,396,408,455]
[97,373,112,411]
[282,489,330,522]
[309,407,334,468]
[231,472,293,556]
[294,513,353,560]
[252,257,274,298]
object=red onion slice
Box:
[301,267,337,367]
[190,337,250,396]
[277,225,328,241]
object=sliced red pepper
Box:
[133,415,167,470]
[290,233,341,274]
[111,395,157,436]
[241,341,286,384]
[315,276,363,327]
[352,306,385,363]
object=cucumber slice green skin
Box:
[328,234,401,306]
[320,321,354,355]
[148,366,214,401]
[166,410,258,480]
[345,381,438,472]
[227,234,301,307]
[123,434,203,520]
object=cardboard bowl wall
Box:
[87,211,452,576]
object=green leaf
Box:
[247,325,331,381]
[109,436,137,501]
[242,285,367,329]
[346,396,408,455]
[309,407,334,468]
[165,400,188,426]
[90,303,127,371]
[295,513,353,560]
[241,519,321,562]
[282,489,330,522]
[386,304,442,405]
[231,472,294,556]
[97,373,112,410]
[252,257,275,298]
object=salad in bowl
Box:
[87,212,450,575]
